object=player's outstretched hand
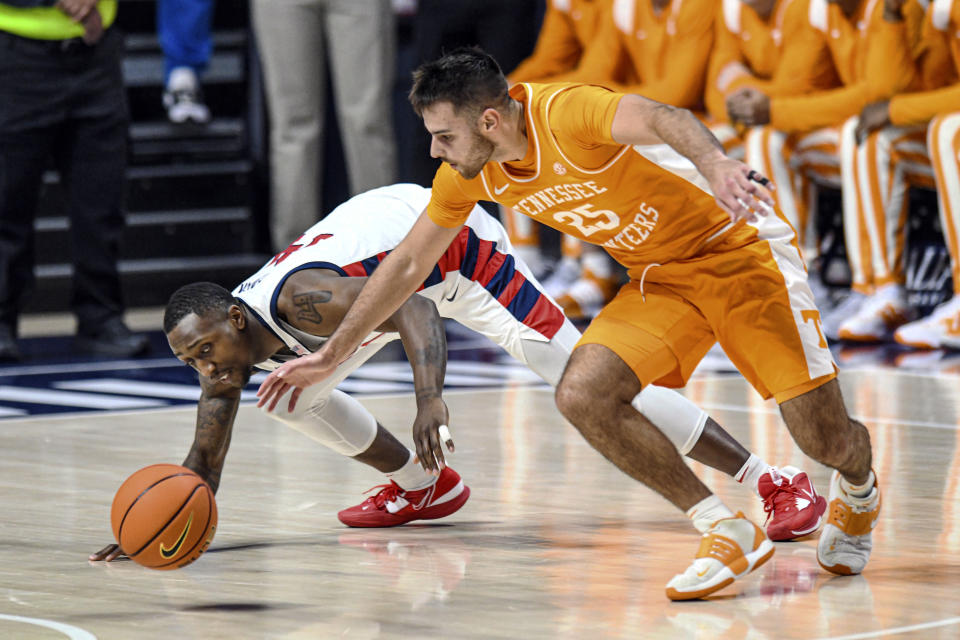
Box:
[700,153,776,223]
[89,543,125,562]
[412,398,452,474]
[256,349,339,413]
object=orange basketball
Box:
[111,463,217,570]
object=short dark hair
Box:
[163,282,238,333]
[409,47,509,118]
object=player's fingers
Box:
[89,544,118,561]
[717,179,751,220]
[267,382,289,413]
[728,177,767,219]
[256,372,278,399]
[430,429,446,470]
[106,547,126,562]
[287,387,302,413]
[743,168,776,199]
[438,424,455,453]
[416,437,431,472]
[419,436,439,473]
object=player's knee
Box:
[259,390,321,422]
[554,371,592,422]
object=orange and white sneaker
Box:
[665,513,775,601]
[759,466,827,541]
[817,470,881,575]
[894,295,960,349]
[337,466,470,528]
[837,284,915,342]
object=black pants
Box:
[0,27,128,335]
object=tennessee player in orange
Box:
[543,0,721,318]
[854,0,960,347]
[707,0,840,251]
[257,48,882,600]
[728,0,926,340]
[502,0,615,303]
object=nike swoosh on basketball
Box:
[494,183,509,195]
[159,512,194,558]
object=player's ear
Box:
[229,304,246,330]
[479,107,500,133]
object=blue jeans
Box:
[157,0,214,83]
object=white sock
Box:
[840,470,876,499]
[385,451,435,491]
[734,454,772,497]
[687,495,736,533]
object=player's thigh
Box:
[444,266,568,365]
[577,281,716,389]
[703,241,836,402]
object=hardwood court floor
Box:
[0,369,958,639]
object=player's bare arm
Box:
[90,376,240,562]
[256,213,462,410]
[182,376,243,494]
[611,94,775,221]
[270,268,453,469]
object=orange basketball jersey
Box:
[427,82,796,278]
[890,0,960,125]
[706,0,839,121]
[769,0,926,132]
[570,0,716,108]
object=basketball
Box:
[110,463,218,570]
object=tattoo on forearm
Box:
[411,325,446,404]
[186,396,239,493]
[293,290,333,325]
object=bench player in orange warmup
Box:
[256,49,882,600]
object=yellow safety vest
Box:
[0,0,117,40]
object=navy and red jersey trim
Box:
[338,227,564,339]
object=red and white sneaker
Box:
[338,466,470,528]
[759,466,827,541]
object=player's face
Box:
[167,310,252,388]
[423,102,495,180]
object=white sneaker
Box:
[817,470,881,576]
[894,295,960,349]
[542,257,581,298]
[822,290,867,341]
[666,512,774,601]
[163,67,211,125]
[837,284,915,342]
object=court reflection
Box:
[337,529,472,610]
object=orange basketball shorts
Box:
[577,236,837,403]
